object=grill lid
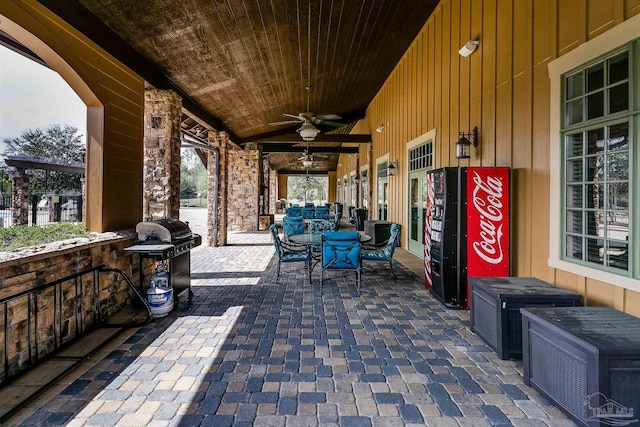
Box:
[136,219,192,243]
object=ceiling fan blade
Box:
[313,154,328,159]
[268,120,302,126]
[314,113,341,121]
[282,113,303,120]
[314,120,344,127]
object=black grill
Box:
[124,219,202,302]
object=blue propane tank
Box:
[147,263,173,318]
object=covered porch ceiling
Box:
[36,0,438,174]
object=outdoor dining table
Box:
[289,232,371,283]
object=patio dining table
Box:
[289,232,371,283]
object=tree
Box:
[2,124,85,194]
[180,148,207,198]
[288,175,327,203]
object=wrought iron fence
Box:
[0,194,83,228]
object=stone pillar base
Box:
[258,214,274,231]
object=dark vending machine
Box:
[424,167,510,308]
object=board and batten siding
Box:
[1,0,144,232]
[336,0,640,316]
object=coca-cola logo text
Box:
[471,172,505,264]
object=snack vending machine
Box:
[424,167,510,308]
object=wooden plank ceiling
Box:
[70,0,438,173]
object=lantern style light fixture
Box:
[455,127,478,159]
[297,122,320,142]
[387,160,398,176]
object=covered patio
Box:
[6,230,572,426]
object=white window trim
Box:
[404,129,437,248]
[548,13,640,292]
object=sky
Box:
[0,45,86,155]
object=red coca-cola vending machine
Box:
[424,166,510,308]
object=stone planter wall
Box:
[0,234,151,383]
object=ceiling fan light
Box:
[302,159,313,168]
[297,122,319,141]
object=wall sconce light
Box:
[376,124,385,133]
[456,126,478,159]
[458,40,479,57]
[387,160,398,177]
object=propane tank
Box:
[147,262,173,318]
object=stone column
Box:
[143,89,182,221]
[227,143,260,231]
[211,131,228,246]
[206,132,220,246]
[12,169,29,226]
[269,169,277,213]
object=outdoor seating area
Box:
[276,213,391,291]
[7,230,577,426]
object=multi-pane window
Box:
[409,142,433,171]
[562,46,635,274]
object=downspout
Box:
[180,132,219,247]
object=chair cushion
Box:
[283,216,305,236]
[282,251,308,261]
[308,219,335,233]
[321,232,361,269]
[361,248,388,260]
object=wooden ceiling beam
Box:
[262,145,359,154]
[253,134,371,144]
[276,169,331,175]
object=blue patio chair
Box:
[287,206,301,217]
[282,216,305,240]
[269,224,309,282]
[361,223,401,275]
[320,231,362,293]
[301,207,316,219]
[315,206,330,219]
[305,202,315,208]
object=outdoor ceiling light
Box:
[459,40,479,57]
[376,124,385,133]
[297,122,320,142]
[456,126,478,159]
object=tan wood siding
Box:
[2,0,144,232]
[335,0,640,312]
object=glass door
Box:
[408,171,428,255]
[407,141,433,256]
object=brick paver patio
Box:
[8,231,575,427]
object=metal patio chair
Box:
[320,231,362,293]
[301,207,316,219]
[269,224,309,282]
[361,223,401,275]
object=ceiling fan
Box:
[269,112,344,128]
[298,141,328,167]
[268,112,344,141]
